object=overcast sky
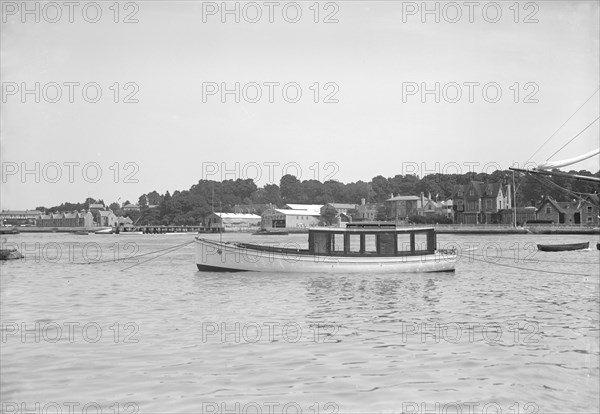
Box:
[1,0,599,210]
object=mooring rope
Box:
[73,240,196,266]
[120,240,196,271]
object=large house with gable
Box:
[453,181,512,224]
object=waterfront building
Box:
[355,199,380,221]
[385,195,421,221]
[37,211,94,227]
[0,210,43,225]
[96,210,118,227]
[261,208,320,229]
[536,196,599,226]
[452,181,512,224]
[204,212,261,232]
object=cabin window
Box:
[485,200,492,210]
[348,234,361,253]
[587,206,592,213]
[332,233,344,252]
[545,207,551,214]
[414,233,428,252]
[397,234,411,253]
[365,234,377,253]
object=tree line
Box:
[37,169,599,225]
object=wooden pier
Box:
[127,225,206,234]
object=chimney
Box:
[361,198,366,206]
[420,192,424,207]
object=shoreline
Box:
[2,225,599,235]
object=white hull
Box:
[195,238,456,273]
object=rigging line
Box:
[73,240,195,265]
[457,254,593,276]
[545,116,600,161]
[531,174,599,208]
[526,87,600,164]
[528,173,590,205]
[120,240,196,271]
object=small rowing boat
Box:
[196,224,456,273]
[0,248,24,260]
[537,242,589,252]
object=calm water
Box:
[1,232,599,413]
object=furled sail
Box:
[537,148,600,170]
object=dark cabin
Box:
[308,225,436,257]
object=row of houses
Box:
[207,181,599,230]
[0,208,133,228]
[386,194,454,221]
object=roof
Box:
[481,182,503,197]
[310,226,434,233]
[423,200,442,208]
[0,210,43,216]
[213,213,261,219]
[537,197,566,213]
[98,210,115,217]
[274,209,320,216]
[284,204,323,212]
[557,201,578,210]
[468,181,485,197]
[89,203,105,209]
[326,203,356,209]
[386,196,419,202]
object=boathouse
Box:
[205,213,261,232]
[261,208,320,229]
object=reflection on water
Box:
[1,232,599,413]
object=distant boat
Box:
[196,224,456,273]
[95,228,114,234]
[251,229,289,236]
[74,230,89,235]
[537,242,589,252]
[0,227,19,235]
[0,248,23,260]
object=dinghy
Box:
[537,242,589,252]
